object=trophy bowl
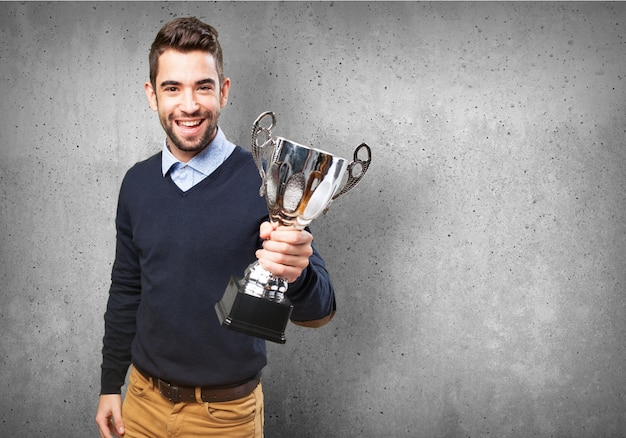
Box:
[215,111,371,343]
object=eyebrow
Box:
[159,78,217,88]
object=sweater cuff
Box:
[100,367,127,395]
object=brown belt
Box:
[134,365,259,403]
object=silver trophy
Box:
[216,111,371,343]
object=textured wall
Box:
[1,2,625,437]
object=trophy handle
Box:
[251,111,276,196]
[332,143,372,200]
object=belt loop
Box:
[194,386,203,404]
[170,383,179,403]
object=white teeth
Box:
[179,120,201,127]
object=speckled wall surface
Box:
[1,2,625,437]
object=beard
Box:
[160,109,220,155]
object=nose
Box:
[179,89,199,114]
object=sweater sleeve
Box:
[100,177,141,394]
[285,242,336,324]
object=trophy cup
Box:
[215,111,371,343]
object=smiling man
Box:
[95,17,336,438]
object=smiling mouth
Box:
[177,119,204,128]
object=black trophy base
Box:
[215,277,293,344]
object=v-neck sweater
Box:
[101,146,335,393]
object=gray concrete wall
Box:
[1,2,625,437]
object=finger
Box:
[256,256,305,283]
[112,411,125,437]
[258,246,310,265]
[95,419,112,438]
[259,221,274,240]
[261,239,313,259]
[268,228,313,245]
[256,244,311,274]
[95,413,113,438]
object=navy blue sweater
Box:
[101,146,335,393]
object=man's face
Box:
[145,49,230,161]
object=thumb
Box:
[259,221,276,240]
[112,407,125,436]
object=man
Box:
[96,17,335,438]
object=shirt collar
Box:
[161,127,235,177]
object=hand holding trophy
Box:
[215,111,371,343]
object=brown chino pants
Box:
[121,366,264,438]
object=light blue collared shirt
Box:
[161,127,236,191]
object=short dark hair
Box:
[149,17,224,89]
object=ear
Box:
[219,77,231,108]
[144,81,158,112]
